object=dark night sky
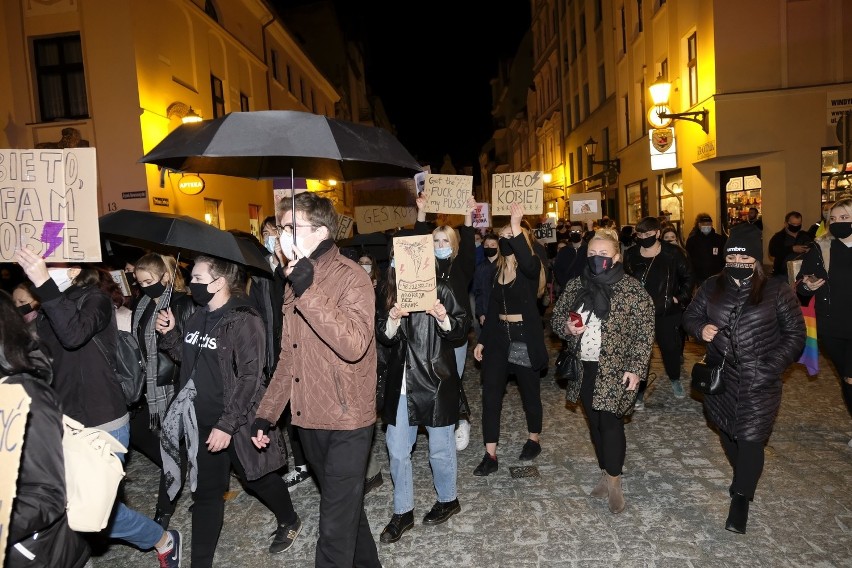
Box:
[278,1,531,175]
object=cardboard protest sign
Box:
[0,148,101,262]
[110,270,132,297]
[423,174,473,214]
[393,234,437,312]
[569,191,602,222]
[336,215,354,240]
[355,205,417,233]
[472,202,490,228]
[534,222,557,244]
[0,384,31,567]
[491,171,544,216]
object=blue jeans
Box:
[107,424,164,550]
[386,395,457,514]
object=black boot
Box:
[725,493,750,534]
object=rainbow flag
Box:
[798,297,819,376]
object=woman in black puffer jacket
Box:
[684,224,804,535]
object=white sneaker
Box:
[455,419,470,451]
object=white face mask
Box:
[48,268,73,292]
[362,264,372,273]
[699,226,712,235]
[280,232,295,260]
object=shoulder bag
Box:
[502,284,532,368]
[691,305,742,395]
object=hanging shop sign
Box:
[177,174,205,195]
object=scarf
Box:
[133,294,174,428]
[571,262,625,320]
[160,377,198,501]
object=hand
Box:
[251,418,272,449]
[156,307,175,334]
[473,343,484,361]
[464,195,477,227]
[803,275,826,291]
[12,248,50,287]
[622,371,640,391]
[509,202,524,234]
[792,244,810,254]
[273,236,286,267]
[287,257,315,297]
[673,297,679,304]
[416,194,427,222]
[389,302,409,321]
[701,324,719,342]
[206,428,232,453]
[479,315,485,326]
[425,299,447,322]
[284,242,305,277]
[564,320,587,336]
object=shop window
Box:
[33,34,88,121]
[658,170,684,237]
[204,198,221,228]
[625,180,648,225]
[721,166,761,233]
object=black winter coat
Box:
[683,274,805,442]
[685,229,727,283]
[132,291,196,388]
[624,242,694,316]
[378,281,468,427]
[34,281,127,428]
[795,237,852,339]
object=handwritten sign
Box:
[355,205,417,233]
[472,202,490,228]
[0,148,101,262]
[569,191,602,222]
[393,234,437,312]
[534,223,556,244]
[491,171,544,216]
[423,174,473,214]
[0,383,31,567]
[336,215,354,240]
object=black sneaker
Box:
[473,453,498,476]
[364,471,384,494]
[269,515,302,554]
[283,468,311,492]
[422,499,461,525]
[379,511,414,543]
[154,507,173,530]
[519,439,541,461]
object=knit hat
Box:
[725,223,763,262]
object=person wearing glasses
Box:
[252,193,381,568]
[684,223,804,534]
[624,216,695,406]
[551,228,654,515]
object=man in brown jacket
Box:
[252,193,380,567]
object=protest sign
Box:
[472,202,490,228]
[569,191,602,222]
[534,222,556,244]
[491,171,544,216]
[0,384,31,567]
[110,270,132,297]
[0,148,101,262]
[393,234,437,312]
[423,174,473,214]
[355,205,417,233]
[336,215,354,240]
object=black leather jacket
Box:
[624,242,694,317]
[133,291,196,388]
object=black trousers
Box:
[638,311,683,396]
[820,335,852,418]
[282,401,307,468]
[718,430,765,499]
[481,322,543,444]
[580,361,626,476]
[192,424,297,568]
[298,425,380,568]
[128,402,173,514]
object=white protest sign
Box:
[491,171,544,216]
[569,191,602,222]
[336,215,354,240]
[472,202,490,228]
[423,174,473,214]
[355,205,417,233]
[0,384,31,567]
[0,148,101,262]
[534,222,556,244]
[393,234,437,312]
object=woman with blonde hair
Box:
[796,197,852,445]
[472,203,547,476]
[130,252,197,528]
[551,227,655,513]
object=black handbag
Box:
[503,286,532,368]
[690,356,725,395]
[554,348,580,382]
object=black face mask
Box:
[498,238,514,256]
[569,232,582,243]
[17,304,34,316]
[726,262,754,281]
[484,248,498,258]
[140,281,166,299]
[588,255,614,275]
[189,278,219,306]
[636,235,658,249]
[829,221,852,240]
[787,223,801,233]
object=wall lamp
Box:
[166,101,203,124]
[584,137,620,173]
[648,74,709,133]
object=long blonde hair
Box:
[432,225,460,259]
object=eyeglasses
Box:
[276,223,318,236]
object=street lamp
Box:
[648,73,709,133]
[584,137,620,173]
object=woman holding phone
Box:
[551,228,654,514]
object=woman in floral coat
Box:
[551,228,654,514]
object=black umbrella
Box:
[139,110,423,181]
[99,210,271,274]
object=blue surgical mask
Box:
[435,247,453,260]
[264,235,277,254]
